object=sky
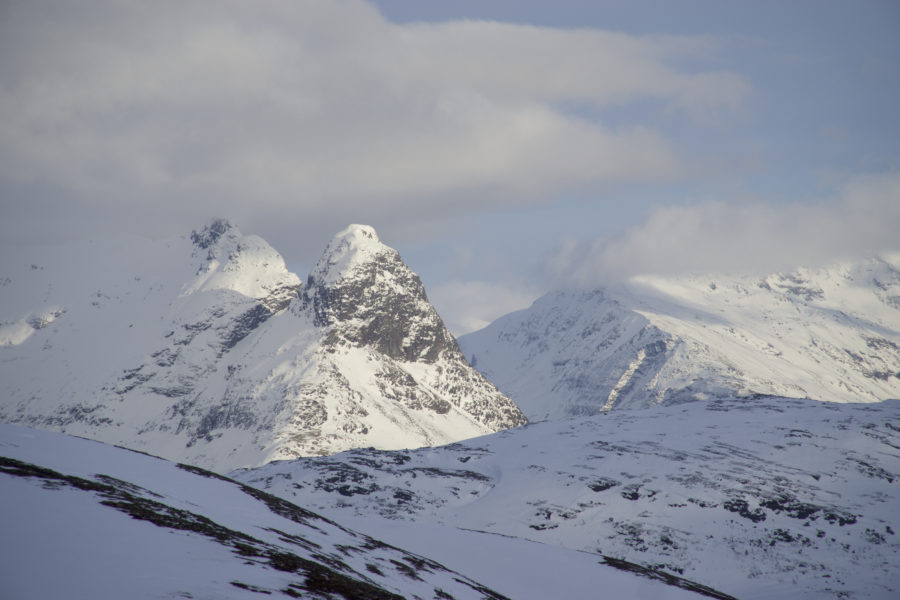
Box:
[1,0,899,335]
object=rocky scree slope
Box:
[234,396,900,600]
[0,221,524,472]
[459,256,900,420]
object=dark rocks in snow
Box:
[190,218,232,250]
[722,498,767,523]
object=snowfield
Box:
[234,396,900,599]
[0,422,710,600]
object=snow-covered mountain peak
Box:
[308,223,391,287]
[184,219,301,300]
[460,254,900,420]
[234,224,528,460]
[1,221,525,470]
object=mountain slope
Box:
[0,422,518,600]
[234,396,900,600]
[459,256,900,420]
[0,422,718,600]
[0,219,302,434]
[0,221,524,471]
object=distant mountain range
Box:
[0,220,524,472]
[3,221,899,598]
[4,220,899,470]
[459,257,900,420]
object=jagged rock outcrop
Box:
[300,225,456,363]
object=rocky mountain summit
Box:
[295,225,523,429]
[459,256,900,420]
[0,221,524,471]
[301,225,459,363]
[116,219,303,402]
[222,224,525,465]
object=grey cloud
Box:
[0,0,748,257]
[429,278,542,336]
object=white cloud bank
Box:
[549,172,900,286]
[0,0,748,249]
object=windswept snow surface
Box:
[459,255,900,420]
[234,396,900,599]
[0,422,704,600]
[0,221,523,472]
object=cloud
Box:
[0,0,748,253]
[429,279,541,336]
[549,172,900,286]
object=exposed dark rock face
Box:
[219,281,301,355]
[190,218,232,250]
[301,250,459,364]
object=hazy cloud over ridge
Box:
[0,0,747,249]
[549,172,900,287]
[430,278,543,336]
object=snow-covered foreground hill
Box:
[459,256,900,420]
[235,396,900,599]
[0,221,523,472]
[0,423,711,600]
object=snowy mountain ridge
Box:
[459,255,900,420]
[0,221,524,472]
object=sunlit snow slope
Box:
[0,221,524,471]
[459,256,900,420]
